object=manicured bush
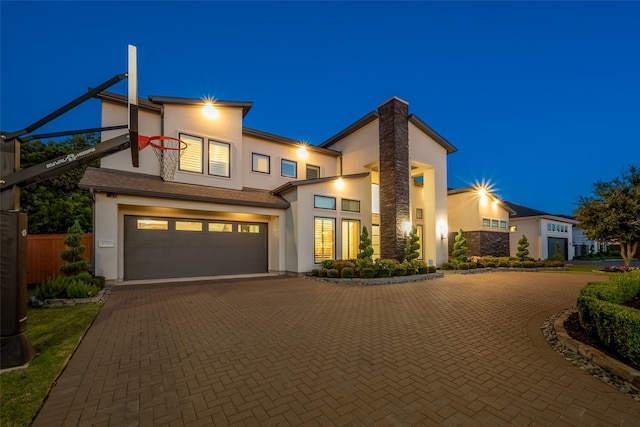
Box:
[497,260,510,268]
[485,261,497,268]
[468,262,477,269]
[357,226,374,260]
[534,260,546,267]
[362,268,375,278]
[428,266,437,273]
[321,260,335,269]
[418,265,429,274]
[60,220,90,280]
[333,260,355,272]
[516,235,530,261]
[440,262,453,270]
[544,260,564,268]
[580,272,640,304]
[404,227,420,262]
[393,267,407,276]
[327,269,340,278]
[458,262,470,270]
[403,261,417,275]
[311,269,320,277]
[36,277,68,300]
[510,261,523,268]
[66,280,100,299]
[522,261,536,268]
[378,268,392,278]
[451,229,468,263]
[319,268,328,277]
[90,275,106,289]
[341,267,355,278]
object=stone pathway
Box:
[33,273,640,426]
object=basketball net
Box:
[148,138,187,181]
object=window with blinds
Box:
[252,153,270,174]
[209,140,230,177]
[342,220,360,260]
[306,164,320,179]
[179,134,203,173]
[314,217,335,263]
[372,224,380,259]
[281,159,297,178]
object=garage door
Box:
[124,216,268,280]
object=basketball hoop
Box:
[138,136,187,181]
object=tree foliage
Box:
[516,235,530,261]
[19,134,99,234]
[451,228,468,263]
[60,220,90,281]
[403,227,420,262]
[357,226,374,260]
[575,166,640,268]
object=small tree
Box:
[516,235,530,261]
[552,242,564,261]
[357,226,374,260]
[404,227,420,262]
[60,220,90,281]
[451,228,468,263]
[575,166,640,268]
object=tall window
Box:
[306,164,320,179]
[314,217,335,263]
[342,220,360,260]
[209,140,230,177]
[372,184,380,214]
[281,159,297,178]
[252,153,270,174]
[416,225,423,260]
[372,224,380,259]
[179,134,203,173]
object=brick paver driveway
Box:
[33,272,640,426]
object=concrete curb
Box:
[554,309,640,389]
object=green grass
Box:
[0,304,100,427]
[536,264,613,275]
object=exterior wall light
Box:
[510,225,517,232]
[335,177,345,190]
[297,145,308,160]
[439,222,448,240]
[202,102,219,120]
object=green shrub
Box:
[403,261,417,275]
[580,272,640,304]
[468,262,477,269]
[333,260,355,271]
[497,260,510,268]
[362,268,375,278]
[522,261,536,268]
[327,269,340,278]
[378,268,391,278]
[485,262,497,268]
[458,262,470,270]
[319,268,328,277]
[321,260,335,269]
[66,281,100,299]
[510,261,523,268]
[544,260,564,268]
[341,267,355,278]
[36,277,68,300]
[393,267,407,276]
[440,262,453,270]
[428,266,437,273]
[311,269,320,277]
[418,265,429,274]
[60,220,90,279]
[68,271,92,283]
[90,275,106,289]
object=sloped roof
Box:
[272,172,370,195]
[447,187,516,215]
[504,201,577,223]
[79,167,289,209]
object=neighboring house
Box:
[447,187,516,257]
[503,202,576,261]
[80,95,456,283]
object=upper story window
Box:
[483,218,490,227]
[306,164,320,180]
[209,140,230,177]
[341,198,360,212]
[252,153,270,174]
[314,195,336,210]
[179,133,204,173]
[416,208,423,219]
[281,159,297,178]
[500,221,507,229]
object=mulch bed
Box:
[563,292,640,372]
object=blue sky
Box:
[2,1,639,215]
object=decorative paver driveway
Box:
[33,272,640,426]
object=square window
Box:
[281,159,297,178]
[341,199,360,212]
[416,208,423,219]
[315,195,336,210]
[179,134,203,173]
[500,221,507,229]
[252,153,270,174]
[483,218,491,227]
[306,164,320,179]
[491,220,499,228]
[209,140,230,177]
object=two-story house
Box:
[80,95,456,283]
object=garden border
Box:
[307,272,444,286]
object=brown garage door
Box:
[124,216,268,280]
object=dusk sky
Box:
[1,1,638,216]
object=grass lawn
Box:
[563,265,612,274]
[0,304,100,427]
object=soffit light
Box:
[202,97,219,120]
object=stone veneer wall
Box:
[378,97,410,261]
[447,231,510,258]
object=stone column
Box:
[378,97,410,261]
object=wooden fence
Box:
[27,234,93,285]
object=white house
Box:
[80,95,456,283]
[503,201,576,261]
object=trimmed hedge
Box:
[576,271,640,363]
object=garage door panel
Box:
[124,216,268,280]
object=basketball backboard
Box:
[128,45,139,167]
